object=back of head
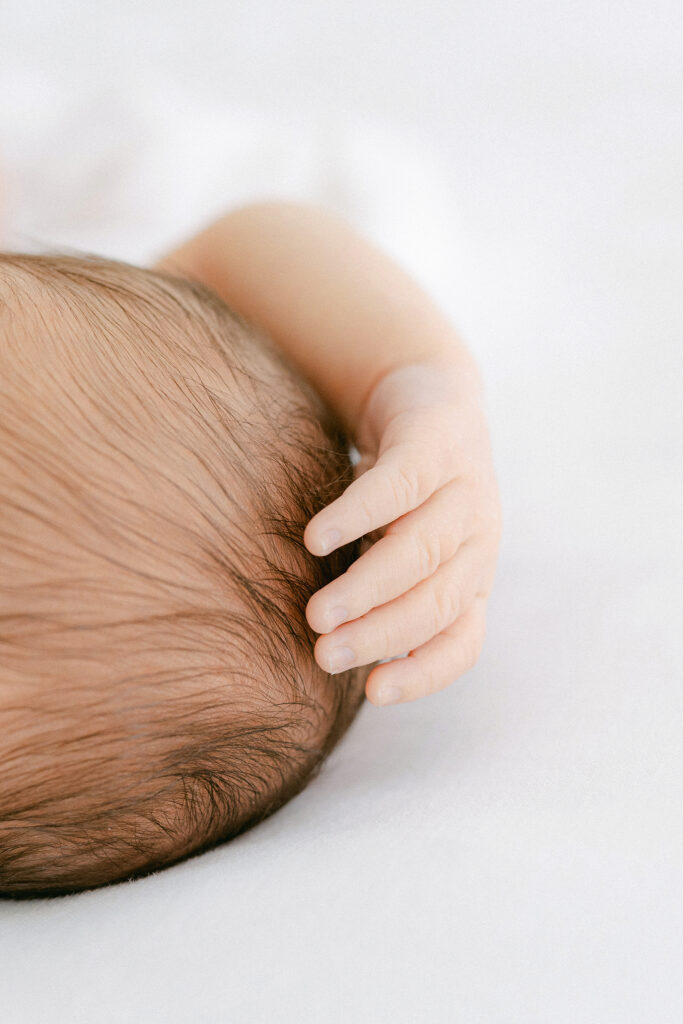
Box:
[0,253,366,897]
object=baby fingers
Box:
[306,480,470,634]
[303,442,449,556]
[366,597,488,705]
[313,539,487,674]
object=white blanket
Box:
[1,2,681,1021]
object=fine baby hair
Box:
[0,253,366,897]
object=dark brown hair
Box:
[0,252,366,898]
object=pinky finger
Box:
[366,597,488,706]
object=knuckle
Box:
[432,585,459,634]
[416,531,442,579]
[357,494,377,535]
[368,563,388,610]
[390,462,421,509]
[378,619,398,657]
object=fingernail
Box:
[327,646,355,674]
[320,528,342,554]
[376,685,403,706]
[327,606,348,630]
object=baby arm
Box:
[155,202,501,706]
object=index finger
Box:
[304,442,448,555]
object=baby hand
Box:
[304,358,502,706]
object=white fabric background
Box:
[0,2,681,1021]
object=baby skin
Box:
[158,203,502,706]
[0,202,501,894]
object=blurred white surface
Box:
[0,2,682,1022]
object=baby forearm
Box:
[155,201,478,435]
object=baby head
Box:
[0,252,366,897]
